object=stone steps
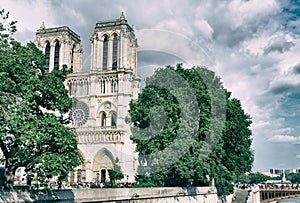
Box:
[232,189,249,203]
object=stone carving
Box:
[104,102,111,110]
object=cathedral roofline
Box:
[36,26,81,42]
[95,12,133,32]
[95,20,133,32]
[97,18,120,24]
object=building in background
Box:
[35,13,140,183]
[269,168,299,176]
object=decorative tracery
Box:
[96,75,118,94]
[70,101,89,126]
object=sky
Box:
[1,0,300,172]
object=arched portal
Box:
[93,148,114,183]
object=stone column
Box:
[90,75,96,96]
[90,38,95,70]
[59,41,64,68]
[119,34,123,68]
[66,39,72,68]
[121,34,128,69]
[98,40,103,70]
[85,159,93,183]
[94,37,99,70]
[105,78,109,94]
[133,45,137,74]
[73,44,82,73]
[117,35,121,69]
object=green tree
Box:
[222,97,253,177]
[107,159,124,187]
[129,64,253,196]
[248,172,270,184]
[0,9,82,189]
[215,95,253,194]
[235,173,250,184]
[286,173,300,184]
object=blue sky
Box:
[1,0,300,172]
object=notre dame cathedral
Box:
[34,13,140,183]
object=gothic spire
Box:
[40,21,45,29]
[120,12,127,23]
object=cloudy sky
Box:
[1,0,300,172]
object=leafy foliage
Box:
[248,172,273,184]
[129,64,253,196]
[0,9,82,189]
[286,172,300,184]
[107,159,124,187]
[236,172,281,185]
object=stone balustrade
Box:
[76,128,124,144]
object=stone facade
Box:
[35,13,140,183]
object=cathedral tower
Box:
[35,23,83,73]
[90,12,138,76]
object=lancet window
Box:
[102,35,108,70]
[54,40,60,68]
[45,42,50,73]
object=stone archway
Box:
[93,148,114,183]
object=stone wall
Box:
[0,186,219,203]
[73,186,218,203]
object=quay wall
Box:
[0,186,219,202]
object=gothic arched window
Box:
[111,112,117,127]
[45,42,50,73]
[101,112,107,127]
[112,34,118,70]
[54,41,60,68]
[102,35,108,70]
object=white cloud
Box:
[228,0,280,27]
[268,135,300,143]
[194,19,214,39]
[264,33,295,55]
[0,1,56,43]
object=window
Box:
[112,34,118,69]
[71,44,75,68]
[102,36,108,70]
[45,42,50,73]
[111,112,117,127]
[101,112,106,127]
[102,81,106,94]
[54,41,60,68]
